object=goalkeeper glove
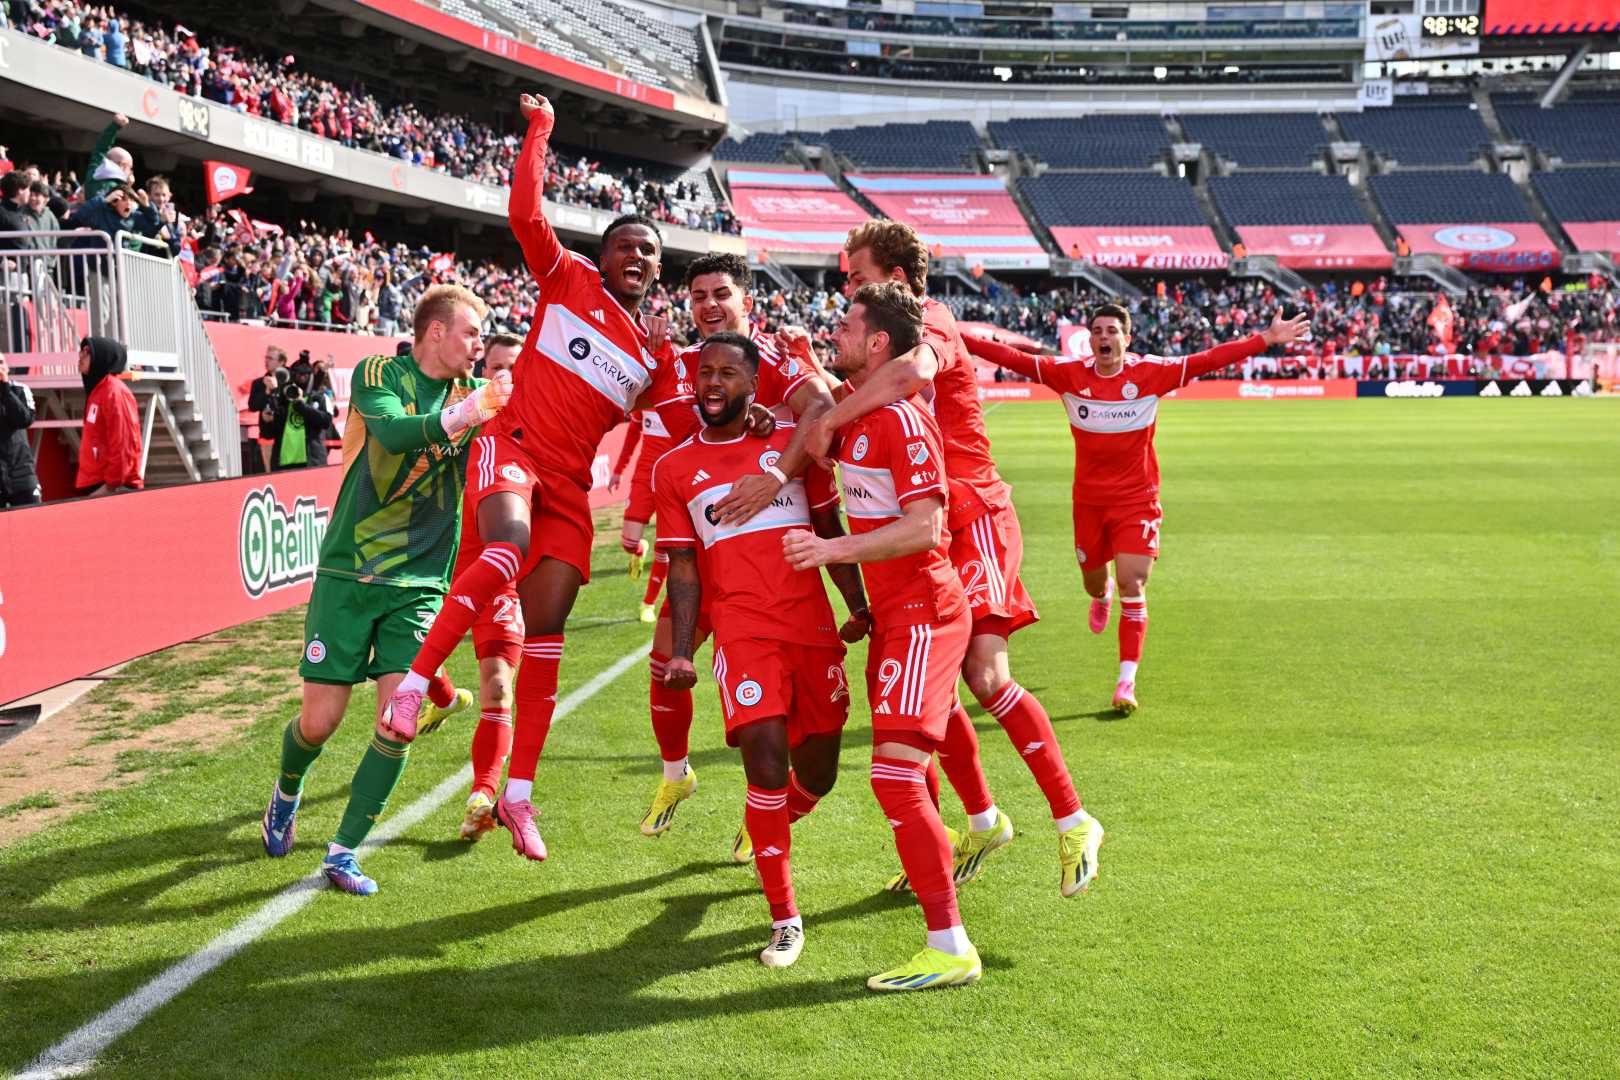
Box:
[441,369,512,436]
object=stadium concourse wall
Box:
[0,28,743,259]
[0,440,631,708]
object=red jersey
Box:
[77,377,143,492]
[921,299,1008,530]
[663,327,818,444]
[1020,335,1265,505]
[836,398,965,629]
[653,425,841,647]
[501,107,685,488]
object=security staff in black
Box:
[0,354,41,507]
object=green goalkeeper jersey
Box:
[316,353,483,590]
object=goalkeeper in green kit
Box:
[259,285,513,895]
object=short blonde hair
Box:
[844,220,929,297]
[413,284,488,342]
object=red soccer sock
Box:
[642,552,669,607]
[786,771,821,823]
[470,707,513,798]
[1119,594,1148,666]
[427,668,456,710]
[871,756,960,932]
[980,682,1081,820]
[410,542,523,680]
[936,703,994,817]
[647,652,693,762]
[745,785,796,922]
[507,635,563,784]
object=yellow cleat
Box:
[460,791,497,841]
[953,810,1014,885]
[639,768,697,836]
[417,687,473,737]
[867,945,982,992]
[1059,812,1105,897]
[628,547,645,581]
[731,824,753,863]
[884,826,960,892]
[638,602,658,624]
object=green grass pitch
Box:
[3,399,1618,1078]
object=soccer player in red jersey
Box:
[608,413,663,616]
[783,283,988,990]
[655,331,867,969]
[962,303,1308,714]
[381,93,695,863]
[798,221,1100,896]
[636,253,835,846]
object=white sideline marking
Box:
[16,645,648,1080]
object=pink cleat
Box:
[381,687,423,743]
[1088,582,1113,634]
[1111,679,1138,716]
[494,791,548,861]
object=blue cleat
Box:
[262,788,300,858]
[321,851,378,896]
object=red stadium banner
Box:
[1562,221,1620,254]
[1234,225,1393,269]
[845,174,1049,269]
[728,169,867,254]
[1052,226,1228,270]
[1484,0,1620,34]
[0,428,630,705]
[1401,222,1561,272]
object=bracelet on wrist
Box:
[763,464,788,485]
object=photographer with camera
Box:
[268,351,333,471]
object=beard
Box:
[700,395,748,428]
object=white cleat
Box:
[760,924,804,968]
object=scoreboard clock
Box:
[1421,14,1482,38]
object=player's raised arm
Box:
[1180,312,1308,382]
[509,93,569,284]
[961,332,1047,382]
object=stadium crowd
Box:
[1,0,740,235]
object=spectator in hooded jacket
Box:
[76,336,143,495]
[83,114,133,201]
[0,352,41,507]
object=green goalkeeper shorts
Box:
[299,574,445,685]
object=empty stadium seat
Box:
[1178,111,1328,168]
[1369,171,1532,223]
[811,122,982,171]
[1335,98,1493,167]
[1531,166,1620,222]
[1494,96,1620,164]
[989,115,1171,168]
[1018,173,1205,226]
[1209,172,1369,225]
[715,133,794,163]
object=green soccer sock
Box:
[277,717,325,799]
[332,733,410,850]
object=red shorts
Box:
[1072,499,1163,572]
[468,432,595,583]
[711,637,849,749]
[948,502,1038,639]
[864,608,972,744]
[625,465,655,526]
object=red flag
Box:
[178,236,198,286]
[251,219,283,238]
[429,252,455,275]
[1427,294,1455,350]
[205,160,254,204]
[226,207,255,244]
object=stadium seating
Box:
[1209,172,1369,225]
[1335,98,1493,167]
[715,133,796,163]
[1494,96,1620,164]
[444,0,709,99]
[1531,167,1620,222]
[1018,173,1205,226]
[812,122,983,171]
[989,115,1171,168]
[1368,171,1533,223]
[1178,112,1329,168]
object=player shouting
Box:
[381,92,693,863]
[637,253,834,847]
[784,282,985,991]
[656,331,868,969]
[799,221,1099,897]
[260,286,512,895]
[962,303,1308,713]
